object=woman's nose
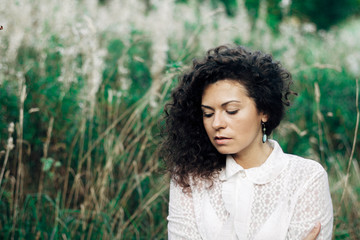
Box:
[212,113,226,129]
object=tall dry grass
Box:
[0,0,359,239]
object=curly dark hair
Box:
[161,45,295,190]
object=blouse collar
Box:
[219,140,289,184]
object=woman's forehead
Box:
[201,80,250,105]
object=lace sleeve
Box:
[167,180,202,240]
[286,168,333,240]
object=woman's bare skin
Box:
[304,223,321,240]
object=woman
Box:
[161,45,333,239]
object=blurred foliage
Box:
[196,0,360,30]
[291,0,360,30]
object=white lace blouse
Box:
[167,140,333,240]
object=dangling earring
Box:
[262,121,267,143]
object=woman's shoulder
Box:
[285,153,325,169]
[284,153,328,180]
[277,154,330,200]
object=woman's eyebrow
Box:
[201,105,214,110]
[201,100,241,110]
[221,100,241,106]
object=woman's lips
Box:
[214,136,231,145]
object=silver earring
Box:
[262,121,267,143]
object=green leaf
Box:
[54,161,61,168]
[41,157,54,172]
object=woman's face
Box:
[201,79,268,161]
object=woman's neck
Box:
[232,141,273,169]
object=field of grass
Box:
[0,0,359,239]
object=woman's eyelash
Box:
[202,110,238,117]
[203,113,213,118]
[227,110,238,114]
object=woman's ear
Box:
[261,113,269,123]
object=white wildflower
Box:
[8,122,14,134]
[302,23,316,33]
[7,137,14,150]
[346,53,360,76]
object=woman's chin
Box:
[214,147,233,155]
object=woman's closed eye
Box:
[226,110,238,115]
[203,112,214,118]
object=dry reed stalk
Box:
[49,191,61,240]
[145,206,155,236]
[37,116,54,213]
[117,99,150,141]
[12,83,26,240]
[74,117,86,207]
[110,206,124,235]
[90,132,114,212]
[77,103,139,166]
[144,153,161,179]
[119,178,139,208]
[89,187,100,212]
[314,82,326,161]
[0,123,15,188]
[84,111,94,211]
[94,117,105,174]
[76,117,87,171]
[133,161,144,200]
[313,63,342,72]
[86,222,94,240]
[83,202,98,240]
[134,135,149,167]
[78,15,103,214]
[97,153,113,210]
[63,130,80,208]
[122,132,148,171]
[70,173,85,209]
[314,68,336,154]
[80,203,86,240]
[337,78,359,213]
[117,184,168,237]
